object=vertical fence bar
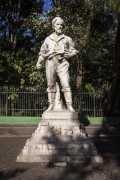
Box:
[93,92,96,117]
[6,87,8,116]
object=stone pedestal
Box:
[17,110,102,165]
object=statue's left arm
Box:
[64,37,78,59]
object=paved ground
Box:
[0,130,120,180]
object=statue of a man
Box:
[36,16,78,112]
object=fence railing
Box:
[0,87,103,117]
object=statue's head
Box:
[52,17,64,35]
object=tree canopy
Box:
[0,0,120,116]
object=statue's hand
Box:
[36,63,42,70]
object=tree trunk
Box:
[6,0,20,52]
[103,14,120,116]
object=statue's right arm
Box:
[36,39,47,70]
[36,56,44,69]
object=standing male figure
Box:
[36,16,78,112]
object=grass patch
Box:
[0,116,120,125]
[80,117,120,125]
[0,116,41,124]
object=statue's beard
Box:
[56,29,62,35]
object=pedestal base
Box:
[17,110,103,165]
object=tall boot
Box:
[63,91,75,112]
[46,92,56,111]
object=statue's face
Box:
[53,19,63,35]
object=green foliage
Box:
[0,0,47,90]
[0,0,120,109]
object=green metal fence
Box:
[0,87,103,117]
